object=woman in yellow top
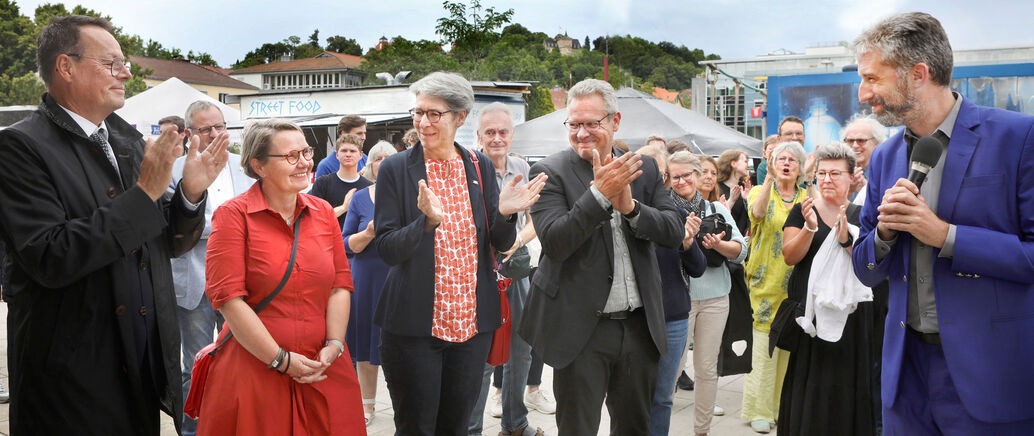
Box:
[740,141,807,434]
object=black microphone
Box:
[908,136,943,190]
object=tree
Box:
[0,72,47,105]
[357,36,464,83]
[124,63,151,98]
[526,85,555,120]
[325,35,362,56]
[0,0,36,77]
[308,29,320,48]
[584,36,590,51]
[435,0,513,64]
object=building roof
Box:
[200,64,232,76]
[652,87,678,103]
[130,56,257,90]
[230,51,364,74]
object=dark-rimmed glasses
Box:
[66,53,130,77]
[563,114,612,131]
[190,123,227,135]
[410,109,453,123]
[268,147,314,165]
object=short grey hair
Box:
[567,79,618,114]
[410,71,474,114]
[184,100,221,128]
[667,150,701,173]
[477,102,513,131]
[814,142,857,175]
[364,140,397,182]
[853,12,954,87]
[771,141,808,184]
[368,140,397,162]
[240,119,303,179]
[841,114,889,144]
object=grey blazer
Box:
[169,153,254,309]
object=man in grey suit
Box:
[169,100,254,436]
[519,79,684,435]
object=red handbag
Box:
[467,149,512,366]
[487,274,512,366]
[183,215,302,419]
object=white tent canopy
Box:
[511,88,762,158]
[115,77,241,141]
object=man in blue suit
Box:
[169,100,254,436]
[851,12,1034,434]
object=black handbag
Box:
[698,202,733,267]
[497,245,532,280]
[768,298,805,356]
[717,262,753,376]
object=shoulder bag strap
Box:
[212,212,303,351]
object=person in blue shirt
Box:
[315,114,368,177]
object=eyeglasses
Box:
[410,109,453,123]
[815,170,846,180]
[776,156,800,164]
[843,137,874,145]
[268,147,314,165]
[66,53,130,77]
[563,114,612,131]
[190,123,226,135]
[670,171,697,183]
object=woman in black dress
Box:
[716,149,751,237]
[777,142,876,436]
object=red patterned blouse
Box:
[425,156,479,342]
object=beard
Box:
[871,81,920,127]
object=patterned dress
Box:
[744,183,805,332]
[425,156,479,342]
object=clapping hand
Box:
[498,173,548,216]
[417,180,444,229]
[834,204,851,246]
[181,131,230,204]
[701,231,727,250]
[801,197,818,231]
[137,129,185,201]
[683,212,702,249]
[592,149,642,214]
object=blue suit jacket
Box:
[852,98,1034,423]
[168,153,254,310]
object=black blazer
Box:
[373,142,516,337]
[519,147,683,368]
[0,94,204,434]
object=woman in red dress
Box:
[198,119,366,435]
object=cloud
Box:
[837,0,908,35]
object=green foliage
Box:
[124,63,151,98]
[326,35,362,56]
[526,85,555,119]
[0,0,37,77]
[0,0,221,100]
[358,36,464,82]
[589,35,720,90]
[435,0,514,67]
[0,72,47,105]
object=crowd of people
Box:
[0,11,1032,436]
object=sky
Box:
[13,0,1034,68]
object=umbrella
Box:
[511,87,762,158]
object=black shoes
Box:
[677,371,695,391]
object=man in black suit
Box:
[519,79,684,435]
[0,15,227,435]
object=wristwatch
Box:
[622,200,641,220]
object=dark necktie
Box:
[89,127,122,180]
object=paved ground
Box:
[0,300,763,435]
